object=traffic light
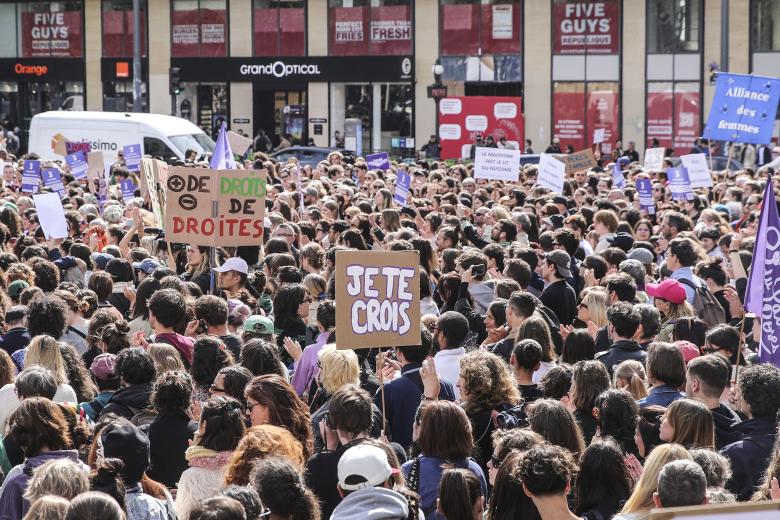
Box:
[169,67,182,95]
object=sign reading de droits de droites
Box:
[704,72,780,144]
[163,167,267,248]
[335,250,420,350]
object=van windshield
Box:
[169,133,216,158]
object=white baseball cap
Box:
[213,257,249,275]
[337,444,395,491]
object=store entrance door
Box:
[253,87,307,149]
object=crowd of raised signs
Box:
[0,136,777,520]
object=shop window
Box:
[647,0,701,53]
[646,81,699,154]
[440,0,519,57]
[103,80,147,112]
[253,0,305,56]
[0,1,84,58]
[552,81,619,154]
[102,0,147,57]
[552,0,620,55]
[752,0,780,52]
[171,0,227,57]
[329,0,412,56]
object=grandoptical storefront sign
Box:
[172,56,414,83]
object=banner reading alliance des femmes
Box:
[704,72,780,145]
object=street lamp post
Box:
[428,59,447,157]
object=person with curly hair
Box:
[0,398,88,519]
[190,336,234,403]
[224,425,305,486]
[209,365,253,409]
[721,363,780,501]
[176,397,246,520]
[457,350,520,472]
[593,389,640,458]
[252,456,321,520]
[517,444,580,520]
[244,375,313,461]
[144,371,198,489]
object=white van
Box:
[28,111,215,162]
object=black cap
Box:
[101,423,150,484]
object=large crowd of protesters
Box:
[0,136,777,520]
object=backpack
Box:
[678,278,725,328]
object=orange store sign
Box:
[14,63,49,76]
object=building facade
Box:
[0,0,778,156]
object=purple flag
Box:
[744,179,780,366]
[209,122,236,170]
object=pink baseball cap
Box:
[674,340,701,364]
[646,279,687,305]
[90,353,117,380]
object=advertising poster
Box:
[439,96,524,160]
[369,5,412,55]
[636,178,656,215]
[171,7,227,57]
[21,10,83,57]
[552,89,586,151]
[553,0,620,54]
[335,250,420,350]
[647,84,701,152]
[331,6,368,55]
[441,3,479,56]
[586,88,619,154]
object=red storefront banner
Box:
[438,96,524,160]
[552,0,619,54]
[553,90,586,151]
[440,4,479,56]
[587,88,618,154]
[171,9,227,57]
[103,9,147,57]
[330,7,369,55]
[279,7,305,56]
[369,5,412,55]
[21,11,83,58]
[481,3,521,55]
[647,88,701,153]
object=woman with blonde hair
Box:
[576,287,608,328]
[302,273,327,324]
[23,458,89,503]
[659,399,716,450]
[613,360,649,400]
[309,346,361,450]
[23,495,70,520]
[147,343,186,374]
[617,444,693,519]
[223,424,305,486]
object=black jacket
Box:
[143,410,198,489]
[0,328,30,356]
[722,417,776,501]
[540,280,576,326]
[595,340,647,376]
[99,382,154,420]
[711,403,743,450]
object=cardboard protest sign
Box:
[123,144,142,172]
[366,152,391,171]
[564,148,597,174]
[704,72,780,144]
[335,250,421,350]
[537,153,566,193]
[227,131,253,156]
[87,151,105,195]
[21,160,40,194]
[643,147,665,171]
[41,168,65,198]
[65,151,88,180]
[680,153,712,188]
[636,178,656,215]
[150,160,170,227]
[474,147,521,181]
[668,166,694,201]
[164,167,267,247]
[32,193,68,239]
[394,170,411,206]
[649,500,780,519]
[593,128,605,144]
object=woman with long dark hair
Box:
[273,283,311,366]
[244,374,313,460]
[190,336,234,403]
[570,360,610,444]
[438,468,484,520]
[574,438,632,520]
[486,451,540,520]
[128,277,161,338]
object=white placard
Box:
[33,193,69,240]
[681,153,713,188]
[643,147,665,171]
[474,147,521,181]
[227,131,253,156]
[537,153,566,193]
[593,128,606,144]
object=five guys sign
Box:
[553,1,619,54]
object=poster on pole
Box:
[394,170,411,206]
[474,147,521,181]
[41,168,66,198]
[704,72,780,144]
[123,144,142,172]
[643,147,665,171]
[680,153,712,188]
[164,167,267,247]
[32,193,68,240]
[366,152,391,171]
[593,128,605,144]
[65,151,89,180]
[564,148,597,174]
[21,160,41,194]
[668,166,694,201]
[537,153,566,193]
[335,250,421,350]
[636,178,656,215]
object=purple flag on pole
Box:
[209,122,236,170]
[744,178,780,366]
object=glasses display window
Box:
[0,1,84,58]
[102,0,147,57]
[253,0,305,56]
[171,0,228,57]
[329,0,412,56]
